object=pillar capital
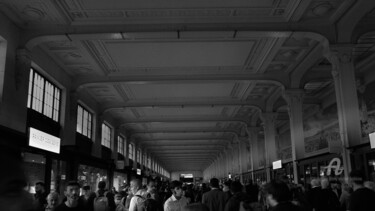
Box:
[15,48,32,91]
[246,126,260,135]
[283,89,304,103]
[325,45,354,77]
[260,112,278,127]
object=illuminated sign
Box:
[369,132,375,149]
[180,174,193,178]
[272,160,282,170]
[137,169,141,175]
[29,127,60,153]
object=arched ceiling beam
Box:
[102,101,264,115]
[120,118,249,125]
[336,0,375,43]
[74,75,288,91]
[139,137,231,143]
[142,141,227,146]
[23,28,334,49]
[131,130,239,138]
[146,145,225,150]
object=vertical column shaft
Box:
[261,113,278,181]
[283,89,305,184]
[327,46,362,179]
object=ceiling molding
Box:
[74,73,290,90]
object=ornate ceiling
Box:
[1,0,375,172]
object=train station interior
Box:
[1,0,375,197]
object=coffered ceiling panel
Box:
[105,41,254,68]
[126,82,240,99]
[135,107,226,117]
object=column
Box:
[125,135,129,166]
[283,89,305,184]
[261,112,278,182]
[326,45,362,179]
[133,140,138,170]
[141,148,145,170]
[0,49,31,131]
[247,127,260,181]
[61,90,78,146]
[219,153,224,178]
[93,114,104,157]
[112,127,120,161]
[223,150,228,177]
[238,137,248,183]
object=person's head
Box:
[330,180,340,189]
[64,181,80,205]
[209,178,219,188]
[341,183,353,194]
[0,144,32,211]
[82,185,91,197]
[98,181,106,190]
[320,177,329,189]
[223,180,231,192]
[47,192,59,208]
[170,180,183,198]
[114,192,124,206]
[147,180,156,193]
[349,170,365,187]
[35,182,45,194]
[130,179,142,195]
[230,181,243,194]
[264,181,292,207]
[278,176,289,184]
[310,178,320,188]
[182,203,209,211]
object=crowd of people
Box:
[29,171,375,211]
[1,146,375,211]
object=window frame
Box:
[117,135,125,155]
[27,68,61,122]
[137,149,141,164]
[76,104,93,139]
[101,123,112,148]
[128,143,134,160]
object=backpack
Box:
[144,198,159,211]
[94,191,110,211]
[135,195,147,211]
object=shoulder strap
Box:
[135,195,145,200]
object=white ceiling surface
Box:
[0,0,368,172]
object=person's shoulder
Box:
[164,196,173,203]
[54,203,67,211]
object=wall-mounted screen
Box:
[272,160,282,170]
[29,127,60,153]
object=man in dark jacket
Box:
[202,178,226,211]
[224,181,249,211]
[348,170,375,211]
[306,178,324,211]
[263,181,302,211]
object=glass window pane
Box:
[28,70,61,122]
[77,106,83,134]
[27,69,34,108]
[82,110,88,136]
